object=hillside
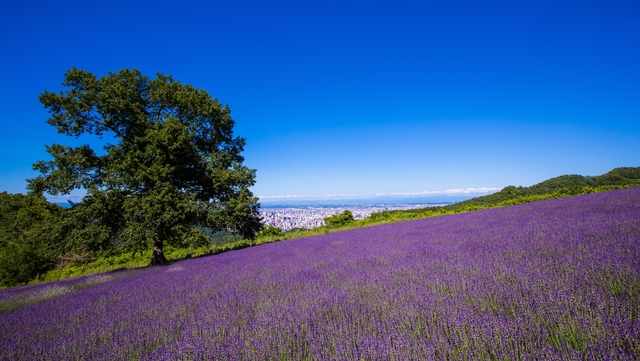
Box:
[367,167,640,223]
[459,166,640,206]
[1,188,639,360]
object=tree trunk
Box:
[149,238,168,266]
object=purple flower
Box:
[1,188,639,360]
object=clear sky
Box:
[1,0,638,203]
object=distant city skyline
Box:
[260,203,443,231]
[1,1,638,199]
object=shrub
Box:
[323,210,354,227]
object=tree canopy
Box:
[28,68,261,265]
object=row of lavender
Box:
[1,188,639,360]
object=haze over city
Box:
[1,1,638,204]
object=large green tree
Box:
[28,68,262,265]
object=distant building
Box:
[259,204,438,231]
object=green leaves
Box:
[28,144,99,195]
[29,68,262,265]
[324,210,355,227]
[0,193,66,287]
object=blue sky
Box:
[1,0,638,203]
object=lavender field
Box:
[1,188,639,360]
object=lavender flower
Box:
[1,188,639,360]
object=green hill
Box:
[458,166,640,207]
[368,167,640,222]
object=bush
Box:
[324,210,354,227]
[258,225,283,237]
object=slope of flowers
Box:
[1,188,639,360]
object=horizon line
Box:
[257,187,502,201]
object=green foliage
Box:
[28,68,261,265]
[207,231,242,247]
[35,235,286,284]
[324,210,355,227]
[258,225,283,237]
[184,228,210,248]
[0,193,66,287]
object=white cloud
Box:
[46,195,84,204]
[379,187,501,196]
[259,187,501,200]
